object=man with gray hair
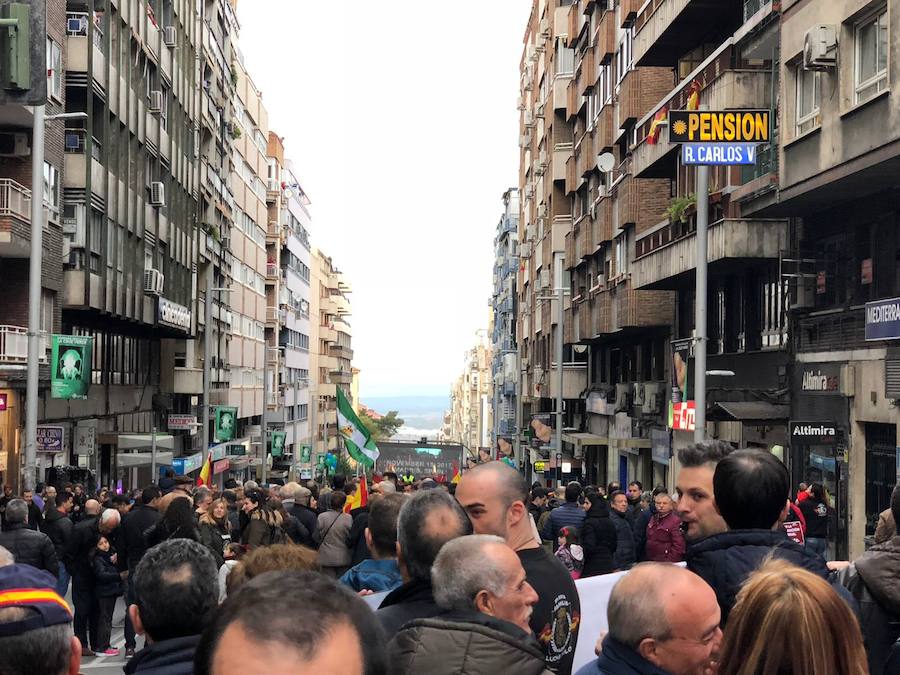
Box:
[388,534,545,674]
[574,564,722,675]
[376,489,472,639]
[281,481,318,546]
[0,499,58,577]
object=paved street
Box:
[74,597,144,675]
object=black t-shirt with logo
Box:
[800,499,830,538]
[518,546,581,675]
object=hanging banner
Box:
[300,445,312,463]
[51,335,93,399]
[270,431,286,457]
[214,406,238,442]
[669,338,695,432]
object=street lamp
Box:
[202,285,233,468]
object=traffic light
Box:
[0,1,45,105]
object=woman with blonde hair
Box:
[198,497,232,567]
[718,558,869,675]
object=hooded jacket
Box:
[240,507,285,548]
[123,634,200,675]
[376,577,440,640]
[686,529,831,625]
[838,535,900,675]
[575,635,673,675]
[581,502,618,577]
[388,610,552,675]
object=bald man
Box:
[456,461,581,674]
[575,564,722,675]
[376,489,473,639]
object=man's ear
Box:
[364,528,374,552]
[508,500,527,528]
[637,637,661,664]
[474,589,493,616]
[68,636,81,675]
[775,499,791,529]
[128,604,145,637]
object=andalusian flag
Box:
[336,388,380,467]
[197,453,213,487]
[343,478,368,513]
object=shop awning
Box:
[709,401,790,422]
[562,433,609,450]
[115,451,174,468]
[117,434,176,451]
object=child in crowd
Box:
[555,526,584,579]
[91,535,124,656]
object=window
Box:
[855,7,888,104]
[556,39,575,75]
[46,38,62,101]
[616,29,633,84]
[42,162,59,212]
[796,66,820,135]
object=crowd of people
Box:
[0,442,895,674]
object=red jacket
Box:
[644,510,686,563]
[796,490,810,504]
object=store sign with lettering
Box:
[36,425,64,453]
[799,364,840,395]
[789,421,839,446]
[158,298,192,332]
[865,297,900,341]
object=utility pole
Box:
[23,104,44,492]
[202,272,213,465]
[555,253,564,488]
[693,147,710,443]
[261,344,269,486]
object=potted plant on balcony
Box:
[665,193,697,224]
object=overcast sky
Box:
[236,1,530,398]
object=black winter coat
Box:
[42,508,74,564]
[68,515,100,579]
[633,503,655,561]
[123,635,200,675]
[610,509,636,569]
[198,521,231,568]
[118,504,160,570]
[286,502,317,547]
[581,503,618,577]
[686,529,833,625]
[92,551,123,597]
[348,507,371,567]
[377,577,441,641]
[0,522,59,577]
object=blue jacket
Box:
[610,509,636,569]
[686,529,839,625]
[542,502,586,541]
[575,636,673,675]
[340,558,403,593]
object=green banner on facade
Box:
[51,335,93,399]
[214,406,238,442]
[315,453,325,468]
[270,431,286,457]
[300,445,312,463]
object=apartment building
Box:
[0,0,67,491]
[447,333,493,453]
[310,249,353,457]
[265,132,312,477]
[774,0,899,560]
[491,188,520,453]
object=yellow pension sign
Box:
[669,109,770,143]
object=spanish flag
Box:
[686,81,701,111]
[646,106,668,145]
[451,462,461,485]
[197,453,213,487]
[344,477,368,513]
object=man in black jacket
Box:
[43,490,75,595]
[281,483,317,547]
[609,490,636,570]
[0,499,58,577]
[126,538,218,674]
[119,485,162,657]
[376,490,472,639]
[686,449,844,626]
[21,489,44,531]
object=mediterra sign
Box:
[865,297,900,341]
[669,110,770,143]
[789,420,839,446]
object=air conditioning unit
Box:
[632,382,645,407]
[536,204,548,219]
[143,268,164,295]
[149,90,163,114]
[803,25,837,70]
[0,132,29,157]
[527,44,538,63]
[150,181,165,206]
[524,184,534,199]
[642,382,664,415]
[535,102,545,119]
[614,383,631,413]
[540,17,550,38]
[164,25,177,47]
[524,111,535,128]
[517,95,526,111]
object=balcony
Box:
[266,306,285,324]
[0,326,48,365]
[328,345,354,361]
[318,383,337,398]
[593,197,615,247]
[265,263,279,283]
[553,143,572,182]
[65,13,106,94]
[633,0,742,68]
[172,367,203,395]
[330,369,353,385]
[632,217,789,290]
[0,179,33,257]
[632,45,773,178]
[596,8,616,64]
[544,363,588,400]
[64,131,106,198]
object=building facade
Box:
[447,332,493,453]
[491,188,520,453]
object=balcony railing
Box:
[64,128,102,162]
[0,179,31,223]
[743,0,772,22]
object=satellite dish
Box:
[596,152,615,173]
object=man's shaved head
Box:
[84,499,101,516]
[463,461,528,508]
[455,462,534,549]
